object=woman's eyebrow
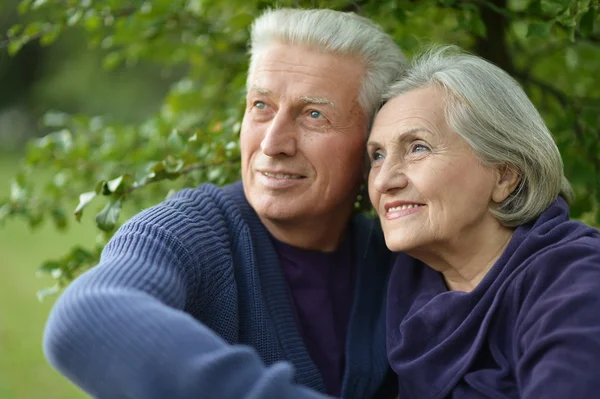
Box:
[367,126,436,147]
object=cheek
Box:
[367,173,378,204]
[314,138,365,178]
[240,119,260,155]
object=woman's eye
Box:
[411,143,430,153]
[371,151,384,162]
[309,110,323,119]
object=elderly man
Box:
[43,8,406,399]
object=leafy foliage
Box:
[1,0,599,296]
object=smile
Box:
[261,172,304,179]
[387,204,424,212]
[385,203,425,220]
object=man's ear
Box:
[492,165,521,203]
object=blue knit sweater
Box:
[43,181,395,399]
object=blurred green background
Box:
[0,156,92,398]
[0,0,172,396]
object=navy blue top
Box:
[272,232,355,396]
[43,182,396,399]
[387,198,600,398]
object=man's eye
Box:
[309,110,323,119]
[254,101,267,110]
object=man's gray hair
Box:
[384,45,573,226]
[248,8,407,123]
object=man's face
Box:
[241,43,368,225]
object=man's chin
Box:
[253,201,302,222]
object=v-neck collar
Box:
[223,182,393,398]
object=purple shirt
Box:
[271,233,356,397]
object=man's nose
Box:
[260,111,297,157]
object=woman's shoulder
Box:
[519,218,600,284]
[510,220,600,330]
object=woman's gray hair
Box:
[248,8,407,124]
[384,45,573,226]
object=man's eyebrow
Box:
[249,86,272,95]
[300,96,336,108]
[247,88,335,108]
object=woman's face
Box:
[368,86,513,254]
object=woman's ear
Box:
[492,165,521,203]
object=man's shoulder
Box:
[138,181,244,224]
[167,181,243,212]
[113,181,248,250]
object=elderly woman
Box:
[368,46,600,399]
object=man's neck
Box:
[259,210,353,252]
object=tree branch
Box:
[0,6,138,50]
[126,157,241,195]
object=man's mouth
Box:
[261,172,305,179]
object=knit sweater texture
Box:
[44,181,395,399]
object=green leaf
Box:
[565,47,578,70]
[83,10,102,32]
[167,129,186,152]
[107,176,124,193]
[7,37,26,56]
[31,0,48,10]
[0,203,11,224]
[37,260,61,275]
[7,24,22,38]
[579,8,596,37]
[186,0,204,16]
[95,180,111,195]
[10,180,27,202]
[40,25,61,46]
[67,9,84,27]
[469,13,487,38]
[103,52,122,70]
[42,111,69,127]
[23,21,46,37]
[540,0,569,15]
[527,22,553,38]
[106,174,133,194]
[162,156,184,174]
[52,208,68,230]
[74,191,96,221]
[17,0,33,14]
[37,284,60,301]
[95,198,122,232]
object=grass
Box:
[0,154,93,399]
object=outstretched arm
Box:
[44,196,331,399]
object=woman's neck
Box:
[408,223,515,293]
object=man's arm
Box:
[516,242,600,399]
[43,193,331,399]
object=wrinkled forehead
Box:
[372,89,448,133]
